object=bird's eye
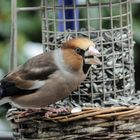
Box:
[75,47,85,57]
[75,48,81,53]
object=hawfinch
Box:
[0,38,101,108]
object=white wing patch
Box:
[30,67,45,73]
[29,80,46,90]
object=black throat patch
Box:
[74,47,91,74]
[82,62,91,74]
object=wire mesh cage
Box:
[41,0,135,107]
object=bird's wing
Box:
[0,52,58,98]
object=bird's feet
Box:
[45,107,70,118]
[11,107,70,118]
[18,108,41,118]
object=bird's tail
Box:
[0,84,9,106]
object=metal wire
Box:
[17,6,42,12]
[10,0,17,71]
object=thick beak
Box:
[89,45,100,56]
[85,45,102,65]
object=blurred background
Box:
[0,0,42,134]
[0,0,140,135]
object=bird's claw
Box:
[45,107,69,118]
[17,108,41,118]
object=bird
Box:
[0,37,101,109]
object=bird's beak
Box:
[85,45,102,65]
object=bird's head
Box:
[62,38,101,66]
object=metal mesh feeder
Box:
[41,0,135,106]
[7,0,140,140]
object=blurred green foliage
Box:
[0,0,41,130]
[0,0,41,73]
